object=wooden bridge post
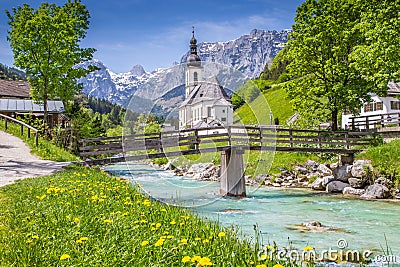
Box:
[220,147,246,197]
[194,129,199,150]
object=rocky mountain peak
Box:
[130,64,146,76]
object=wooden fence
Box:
[79,125,377,165]
[0,113,39,145]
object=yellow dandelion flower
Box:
[154,239,164,247]
[179,222,185,226]
[82,173,86,177]
[160,208,167,212]
[26,233,31,238]
[259,254,268,260]
[170,220,176,225]
[35,195,46,201]
[250,261,254,265]
[167,235,174,239]
[141,240,149,246]
[75,232,80,235]
[198,257,213,266]
[181,215,190,220]
[76,239,83,244]
[74,218,80,224]
[256,265,267,267]
[156,223,161,228]
[194,237,201,241]
[202,239,209,243]
[303,246,314,251]
[180,238,188,245]
[218,232,226,237]
[182,256,191,263]
[191,256,201,262]
[80,237,88,241]
[60,254,70,260]
[32,235,39,240]
[273,264,284,267]
[26,239,33,244]
[103,219,112,224]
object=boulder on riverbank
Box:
[361,184,391,199]
[326,181,349,193]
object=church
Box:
[179,29,233,129]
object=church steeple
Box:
[185,26,203,98]
[187,26,201,67]
[190,26,198,54]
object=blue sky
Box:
[0,0,304,73]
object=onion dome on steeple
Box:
[187,26,201,67]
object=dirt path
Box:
[0,130,70,187]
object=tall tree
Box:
[6,0,96,129]
[284,0,399,130]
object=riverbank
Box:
[1,165,293,266]
[154,158,400,201]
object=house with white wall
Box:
[342,82,400,129]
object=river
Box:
[105,161,400,262]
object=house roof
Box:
[0,79,30,99]
[0,99,64,114]
[180,76,231,107]
[388,81,400,96]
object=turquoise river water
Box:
[105,162,400,262]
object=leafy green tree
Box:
[231,93,245,110]
[6,0,96,128]
[134,114,161,134]
[261,48,290,82]
[350,0,400,88]
[284,0,399,130]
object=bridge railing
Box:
[79,125,377,164]
[0,113,39,145]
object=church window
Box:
[221,117,227,122]
[207,107,212,117]
[194,72,198,85]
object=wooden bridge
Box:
[79,125,377,196]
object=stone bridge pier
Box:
[220,147,246,197]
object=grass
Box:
[356,139,400,185]
[0,165,296,266]
[235,83,294,126]
[0,119,79,162]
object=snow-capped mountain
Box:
[79,29,289,109]
[181,29,289,79]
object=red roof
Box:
[0,79,31,99]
